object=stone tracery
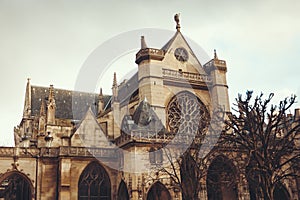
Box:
[167,92,210,138]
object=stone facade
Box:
[0,15,299,200]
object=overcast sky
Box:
[0,0,299,146]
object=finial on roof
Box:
[141,36,147,49]
[214,49,218,60]
[99,87,103,96]
[113,72,117,87]
[47,85,56,124]
[49,84,54,100]
[40,99,45,116]
[174,13,181,32]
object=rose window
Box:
[167,92,209,136]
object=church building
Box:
[0,15,298,200]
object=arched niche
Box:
[147,181,171,200]
[0,171,33,200]
[78,162,111,200]
[117,180,129,200]
[207,155,238,200]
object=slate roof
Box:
[31,86,111,120]
[117,73,139,105]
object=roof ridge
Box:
[31,85,111,97]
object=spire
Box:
[141,36,147,49]
[112,72,118,101]
[214,49,218,60]
[99,87,103,97]
[40,99,45,116]
[174,13,181,32]
[98,88,104,115]
[23,78,32,118]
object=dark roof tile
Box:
[31,86,111,120]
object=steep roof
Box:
[31,86,111,120]
[132,99,165,133]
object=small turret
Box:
[204,50,230,112]
[141,36,147,49]
[47,85,56,124]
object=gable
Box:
[71,108,112,148]
[161,32,207,75]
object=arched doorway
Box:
[78,162,111,200]
[0,172,33,200]
[147,181,171,200]
[207,156,238,200]
[117,180,129,200]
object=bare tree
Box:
[154,107,224,200]
[224,91,300,200]
[158,144,208,200]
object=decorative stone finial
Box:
[174,13,181,32]
[214,49,218,60]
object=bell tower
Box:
[135,14,214,125]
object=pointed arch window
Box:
[78,162,111,200]
[0,172,32,200]
[207,156,238,200]
[147,181,171,200]
[117,180,129,200]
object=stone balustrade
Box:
[0,147,118,158]
[162,68,212,83]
